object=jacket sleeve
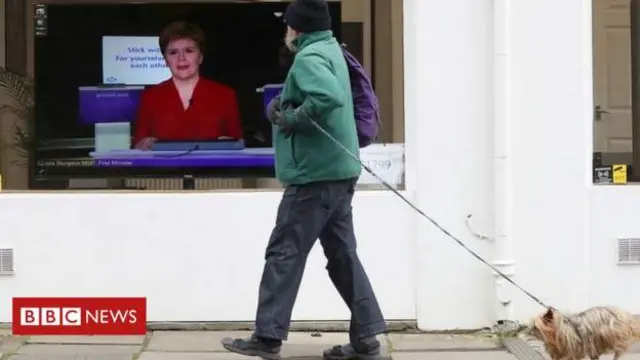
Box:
[283,52,345,127]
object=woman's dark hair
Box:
[159,21,206,55]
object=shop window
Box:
[0,0,404,191]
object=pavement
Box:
[1,329,639,360]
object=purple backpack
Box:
[342,46,381,148]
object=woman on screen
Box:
[133,21,243,150]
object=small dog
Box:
[527,306,640,360]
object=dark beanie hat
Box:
[284,0,331,33]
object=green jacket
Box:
[273,30,362,185]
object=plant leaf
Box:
[0,67,36,166]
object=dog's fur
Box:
[527,306,640,360]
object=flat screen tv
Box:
[32,2,342,183]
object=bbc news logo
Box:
[12,297,146,335]
[21,307,137,326]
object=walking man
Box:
[221,0,387,359]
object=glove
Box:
[267,96,294,136]
[266,96,282,123]
[269,110,289,127]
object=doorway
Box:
[593,0,632,157]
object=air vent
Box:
[617,238,640,265]
[0,248,14,275]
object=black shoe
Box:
[221,334,282,360]
[322,337,383,360]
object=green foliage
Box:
[0,68,36,167]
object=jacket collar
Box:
[292,30,333,52]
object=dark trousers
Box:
[254,178,387,342]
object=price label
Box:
[357,143,405,187]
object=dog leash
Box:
[307,119,551,310]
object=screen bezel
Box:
[28,0,341,184]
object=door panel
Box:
[594,0,633,153]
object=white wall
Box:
[0,191,415,323]
[588,187,640,313]
[507,0,593,320]
[409,0,640,327]
[406,0,496,330]
[406,0,629,330]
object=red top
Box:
[132,78,243,145]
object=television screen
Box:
[32,2,342,183]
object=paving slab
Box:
[8,355,134,360]
[14,344,141,356]
[140,352,382,360]
[391,351,516,359]
[26,335,147,345]
[387,334,500,351]
[139,352,259,360]
[146,331,385,353]
[0,335,25,353]
[279,343,389,358]
[146,331,251,352]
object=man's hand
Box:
[266,96,282,124]
[267,95,294,135]
[269,110,288,126]
[267,97,289,127]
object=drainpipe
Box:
[492,0,516,322]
